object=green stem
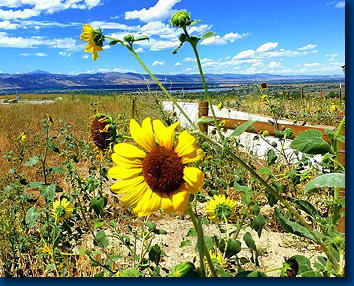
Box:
[127,46,195,128]
[187,203,217,277]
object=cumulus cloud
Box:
[175,62,181,66]
[135,47,144,53]
[150,40,179,51]
[125,0,181,22]
[20,52,47,56]
[233,49,255,60]
[335,1,345,8]
[268,61,282,68]
[59,51,71,57]
[303,62,320,67]
[256,42,278,53]
[298,44,317,50]
[200,31,249,45]
[0,20,18,29]
[152,60,165,66]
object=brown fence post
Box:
[320,85,323,101]
[301,86,304,99]
[198,101,209,133]
[131,97,135,119]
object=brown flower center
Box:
[142,146,184,194]
[90,116,112,150]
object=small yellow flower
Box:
[18,132,26,144]
[6,157,13,164]
[316,107,322,113]
[206,194,236,222]
[205,155,213,160]
[261,94,268,102]
[205,249,228,276]
[80,24,104,61]
[217,101,223,111]
[46,113,54,126]
[262,130,269,137]
[52,198,73,222]
[108,118,204,217]
[41,244,53,255]
[219,120,226,127]
[280,91,284,96]
[331,104,337,113]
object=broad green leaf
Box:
[144,222,156,229]
[94,218,105,229]
[274,208,323,242]
[233,181,252,193]
[91,197,107,216]
[229,120,255,137]
[290,129,331,154]
[134,35,149,42]
[336,135,345,143]
[258,167,273,175]
[195,117,214,125]
[180,240,192,248]
[219,239,241,258]
[40,184,56,201]
[95,230,109,248]
[29,181,45,188]
[187,227,197,237]
[119,269,141,277]
[201,31,216,39]
[235,271,267,277]
[189,19,202,26]
[51,166,66,173]
[293,200,320,218]
[25,155,40,166]
[305,173,345,192]
[251,214,266,238]
[243,232,256,251]
[25,207,40,227]
[48,142,60,153]
[149,244,162,265]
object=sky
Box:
[0,0,346,75]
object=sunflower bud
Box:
[170,10,191,28]
[169,262,200,277]
[124,34,135,43]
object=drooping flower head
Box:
[80,24,104,61]
[89,114,117,154]
[46,113,54,125]
[108,117,204,217]
[206,194,236,222]
[52,197,73,222]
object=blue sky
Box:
[0,0,345,75]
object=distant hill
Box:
[0,71,345,94]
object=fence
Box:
[197,101,345,233]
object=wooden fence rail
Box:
[198,101,345,233]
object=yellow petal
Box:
[171,186,190,212]
[130,118,156,152]
[137,191,162,217]
[85,41,94,52]
[108,165,142,180]
[132,188,153,214]
[174,130,197,158]
[111,153,143,168]
[153,120,180,149]
[161,192,174,214]
[110,176,145,194]
[181,148,204,164]
[183,167,204,194]
[113,143,146,159]
[120,181,148,207]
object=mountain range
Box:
[0,70,345,94]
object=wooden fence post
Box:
[198,101,209,133]
[301,86,304,99]
[320,85,323,101]
[131,97,135,119]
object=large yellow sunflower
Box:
[80,24,104,61]
[108,117,204,217]
[205,194,236,222]
[52,198,73,222]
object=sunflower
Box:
[18,132,26,144]
[331,104,337,113]
[52,198,73,222]
[108,117,204,217]
[260,94,268,102]
[80,24,104,61]
[89,114,116,153]
[206,194,236,222]
[46,113,54,126]
[217,101,223,111]
[205,249,228,276]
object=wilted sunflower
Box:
[46,113,54,125]
[108,117,204,217]
[89,114,117,156]
[206,194,236,222]
[80,24,104,61]
[52,197,73,222]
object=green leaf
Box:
[243,232,256,251]
[274,208,322,241]
[251,214,266,238]
[235,271,267,277]
[293,200,320,218]
[94,272,104,277]
[258,167,273,175]
[305,173,345,192]
[119,269,142,277]
[25,156,40,166]
[149,244,162,265]
[336,135,345,143]
[233,181,252,193]
[95,230,109,248]
[172,42,183,54]
[48,142,60,153]
[94,218,105,229]
[194,117,214,125]
[267,149,277,165]
[290,129,331,154]
[40,184,56,201]
[200,31,216,39]
[25,207,40,227]
[186,227,197,237]
[134,35,149,42]
[91,197,107,216]
[180,240,192,248]
[220,239,241,258]
[189,19,202,26]
[51,166,66,173]
[144,222,156,229]
[29,181,45,188]
[229,120,255,137]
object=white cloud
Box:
[81,54,89,59]
[303,62,320,67]
[150,40,179,51]
[20,52,47,56]
[0,20,18,29]
[200,31,249,46]
[125,0,181,22]
[268,61,282,68]
[0,8,40,20]
[298,44,317,50]
[175,62,181,66]
[59,51,71,57]
[152,60,165,66]
[256,42,278,53]
[223,32,250,43]
[335,1,345,8]
[233,49,255,60]
[102,44,110,50]
[135,47,144,53]
[183,57,195,62]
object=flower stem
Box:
[187,203,217,277]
